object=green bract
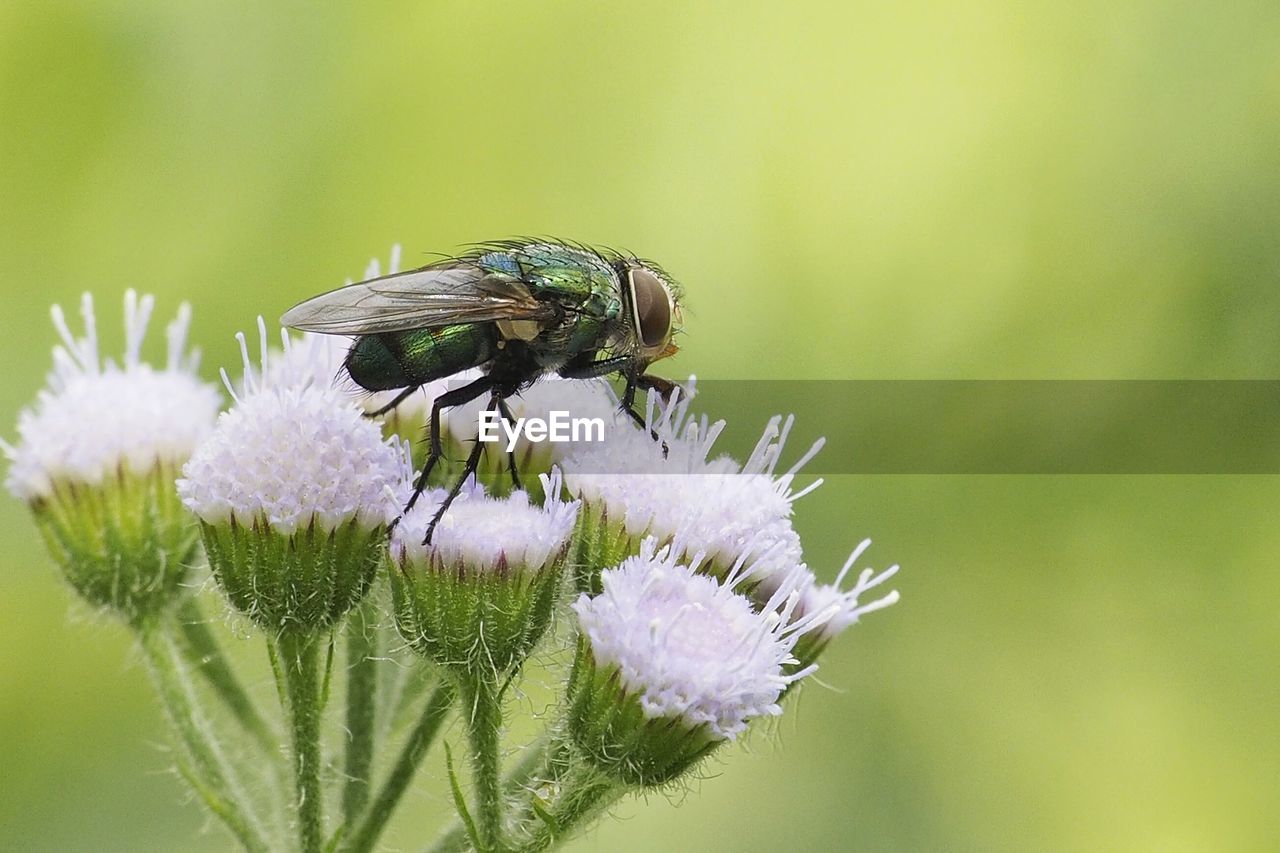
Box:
[201,517,385,633]
[35,461,197,625]
[390,547,565,677]
[565,499,647,595]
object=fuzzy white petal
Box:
[801,539,901,639]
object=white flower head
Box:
[3,291,221,501]
[563,384,821,589]
[177,319,410,535]
[572,536,828,741]
[392,470,579,572]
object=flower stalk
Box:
[276,629,326,853]
[342,681,455,853]
[512,762,621,853]
[137,623,271,853]
[342,597,380,826]
[427,736,556,853]
[459,676,506,852]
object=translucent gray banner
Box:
[451,379,1280,474]
[678,380,1280,474]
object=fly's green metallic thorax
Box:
[474,242,627,368]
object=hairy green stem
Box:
[427,739,552,853]
[460,677,505,851]
[173,596,276,753]
[277,630,325,853]
[343,600,380,827]
[137,623,271,852]
[342,682,455,853]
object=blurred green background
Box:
[3,2,1279,851]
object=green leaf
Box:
[445,743,482,853]
[530,796,560,837]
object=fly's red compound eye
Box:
[629,267,673,350]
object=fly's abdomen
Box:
[344,325,497,391]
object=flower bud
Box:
[178,324,406,633]
[3,292,220,623]
[389,472,578,679]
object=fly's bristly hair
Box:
[450,238,683,312]
[458,236,614,264]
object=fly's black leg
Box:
[620,370,665,448]
[558,354,632,380]
[636,373,680,402]
[422,394,498,545]
[638,375,681,457]
[365,385,420,419]
[398,376,493,526]
[621,391,650,434]
[495,396,523,492]
[558,355,669,451]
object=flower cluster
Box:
[4,265,900,853]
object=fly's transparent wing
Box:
[280,263,555,334]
